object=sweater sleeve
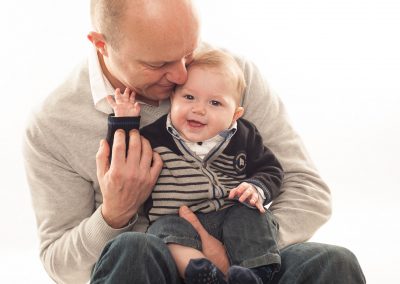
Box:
[237,57,332,249]
[106,114,140,158]
[23,114,136,284]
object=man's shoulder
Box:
[30,60,92,122]
[25,60,104,143]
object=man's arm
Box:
[23,115,161,283]
[238,57,332,248]
[23,118,126,283]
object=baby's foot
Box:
[184,258,227,284]
[227,266,263,284]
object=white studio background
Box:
[1,0,399,283]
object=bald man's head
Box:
[90,0,127,49]
[88,0,200,103]
[90,0,199,50]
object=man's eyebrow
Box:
[143,51,195,66]
[141,60,166,66]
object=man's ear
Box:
[87,31,108,56]
[232,106,244,122]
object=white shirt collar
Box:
[166,114,238,143]
[165,114,238,160]
[88,47,115,114]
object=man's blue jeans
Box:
[90,232,365,283]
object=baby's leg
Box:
[147,215,226,282]
[222,203,280,282]
[168,243,205,276]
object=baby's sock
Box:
[227,266,263,284]
[251,265,276,283]
[184,258,227,284]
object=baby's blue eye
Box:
[184,94,194,100]
[210,100,221,106]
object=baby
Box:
[106,48,283,283]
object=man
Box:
[23,0,365,283]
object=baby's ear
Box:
[233,107,244,122]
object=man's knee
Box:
[92,232,180,283]
[279,243,365,283]
[323,245,357,264]
[104,232,169,260]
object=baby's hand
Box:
[107,88,141,117]
[228,182,266,213]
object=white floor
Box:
[1,0,399,283]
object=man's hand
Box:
[96,129,163,228]
[229,182,266,213]
[179,206,230,274]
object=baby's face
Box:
[170,66,241,142]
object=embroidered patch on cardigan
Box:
[234,152,247,174]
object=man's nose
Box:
[166,59,188,85]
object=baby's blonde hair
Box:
[188,48,246,105]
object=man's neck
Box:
[97,52,160,107]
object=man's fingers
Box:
[149,151,163,182]
[96,139,110,179]
[139,136,153,169]
[126,129,141,166]
[110,130,126,169]
[179,206,208,236]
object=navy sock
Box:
[251,265,276,284]
[227,266,263,284]
[184,258,227,284]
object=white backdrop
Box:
[1,1,399,283]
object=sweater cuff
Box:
[108,114,140,130]
[84,206,137,256]
[106,114,140,153]
[245,178,272,205]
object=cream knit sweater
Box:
[23,56,331,284]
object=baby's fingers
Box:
[249,192,258,206]
[114,88,124,103]
[229,183,246,199]
[238,188,253,203]
[129,89,137,104]
[115,87,130,103]
[106,95,116,108]
[133,102,141,116]
[255,201,266,213]
[228,188,237,199]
